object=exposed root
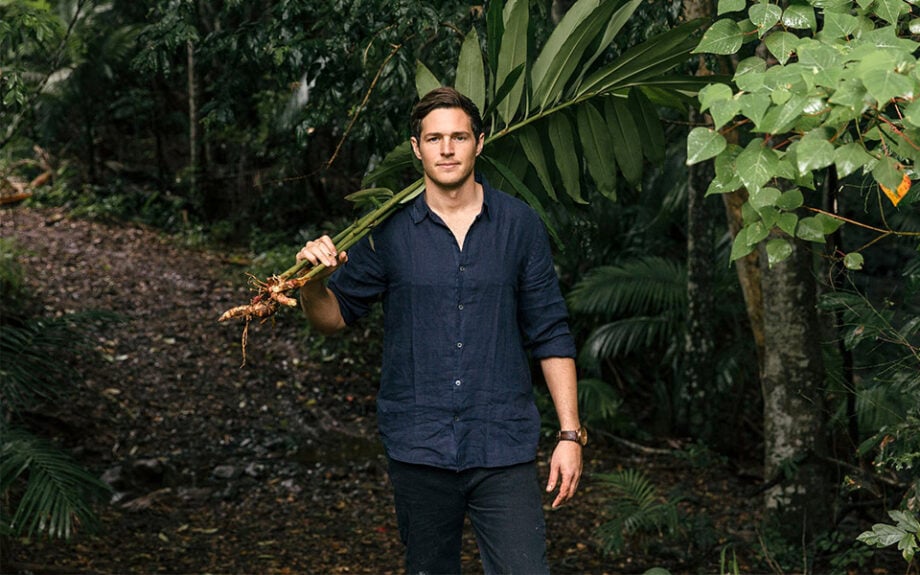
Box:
[218,272,313,366]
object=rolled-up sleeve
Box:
[517,215,576,359]
[327,235,387,326]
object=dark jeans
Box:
[387,458,549,575]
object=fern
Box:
[567,256,687,318]
[594,468,682,557]
[0,427,111,539]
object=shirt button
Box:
[456,342,463,349]
[454,379,462,386]
[458,304,464,310]
[459,265,466,272]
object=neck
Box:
[425,175,482,214]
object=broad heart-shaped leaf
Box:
[777,212,798,237]
[776,188,804,210]
[718,0,746,14]
[415,61,441,100]
[834,143,874,178]
[766,238,793,267]
[693,18,744,55]
[874,0,910,25]
[904,99,920,128]
[782,4,817,31]
[822,10,858,39]
[606,97,644,187]
[794,130,835,174]
[764,31,799,65]
[873,155,904,192]
[698,82,733,112]
[861,66,916,106]
[739,92,771,128]
[844,252,865,270]
[495,0,527,125]
[710,98,741,131]
[548,112,586,203]
[455,27,485,113]
[686,127,726,165]
[517,124,558,201]
[736,140,780,192]
[730,227,754,260]
[530,0,620,110]
[749,186,781,212]
[628,88,666,165]
[749,3,782,34]
[734,57,767,92]
[796,216,827,243]
[576,102,618,201]
[477,154,561,248]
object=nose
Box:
[440,138,454,156]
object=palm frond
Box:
[580,314,680,363]
[594,469,682,556]
[0,311,120,411]
[0,426,111,539]
[568,256,686,317]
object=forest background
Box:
[1,0,919,573]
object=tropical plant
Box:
[858,509,920,565]
[219,0,708,350]
[594,468,683,557]
[687,0,920,267]
[0,239,112,541]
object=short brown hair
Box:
[410,87,483,141]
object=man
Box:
[296,87,584,574]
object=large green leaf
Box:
[495,0,528,124]
[572,0,642,88]
[686,127,726,165]
[531,0,621,110]
[485,0,504,79]
[477,154,561,246]
[579,20,703,97]
[415,60,441,100]
[455,27,485,112]
[736,140,780,192]
[577,102,618,201]
[605,97,643,187]
[517,124,558,201]
[548,112,586,203]
[362,141,417,188]
[628,88,665,165]
[693,18,744,55]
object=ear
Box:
[475,133,484,157]
[410,137,422,159]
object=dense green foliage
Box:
[3,0,919,570]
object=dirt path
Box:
[8,206,895,574]
[1,206,632,574]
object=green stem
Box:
[276,177,425,281]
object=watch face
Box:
[578,426,588,446]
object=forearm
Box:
[540,356,580,430]
[299,282,346,335]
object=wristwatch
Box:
[556,426,588,447]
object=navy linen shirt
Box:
[327,175,576,471]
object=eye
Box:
[454,134,468,142]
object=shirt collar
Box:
[409,173,493,224]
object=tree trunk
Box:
[187,38,198,199]
[760,236,833,538]
[684,107,716,437]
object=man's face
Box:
[411,107,484,191]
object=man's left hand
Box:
[546,440,583,508]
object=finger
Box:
[546,465,559,494]
[553,474,573,509]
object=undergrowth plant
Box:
[0,238,112,542]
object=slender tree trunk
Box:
[187,39,198,199]
[760,236,832,538]
[684,108,716,436]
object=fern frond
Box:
[567,256,686,317]
[0,427,111,539]
[580,312,679,363]
[593,469,682,557]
